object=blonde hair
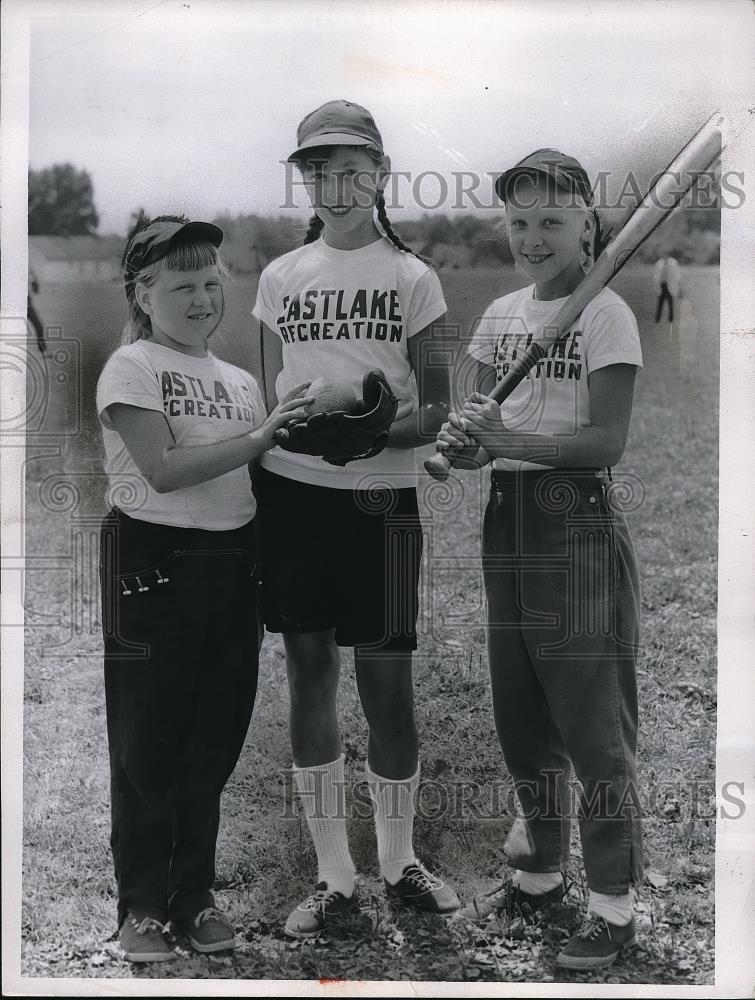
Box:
[122,227,227,345]
[501,189,612,274]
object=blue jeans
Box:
[100,509,259,927]
[482,470,644,895]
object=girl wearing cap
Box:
[438,151,644,970]
[252,100,459,937]
[97,215,312,962]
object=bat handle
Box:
[424,448,457,481]
[425,346,543,481]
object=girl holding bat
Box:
[252,100,459,938]
[437,151,644,969]
[97,216,312,962]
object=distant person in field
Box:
[438,150,644,971]
[96,215,312,964]
[27,268,47,354]
[653,249,681,323]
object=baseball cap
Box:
[495,149,594,207]
[124,218,223,279]
[288,100,384,161]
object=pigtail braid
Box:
[592,208,613,259]
[303,213,325,245]
[582,208,614,272]
[375,191,433,266]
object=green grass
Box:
[21,264,718,984]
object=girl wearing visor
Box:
[253,101,459,937]
[438,151,644,970]
[97,216,312,962]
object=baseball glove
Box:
[276,369,399,466]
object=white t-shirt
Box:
[652,256,682,297]
[252,235,447,489]
[97,340,266,529]
[468,284,643,472]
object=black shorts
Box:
[256,468,422,651]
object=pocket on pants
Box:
[114,550,183,597]
[103,550,185,656]
[523,492,615,652]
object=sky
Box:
[24,0,745,235]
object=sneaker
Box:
[119,913,175,963]
[557,912,636,969]
[178,906,236,953]
[385,862,460,914]
[284,882,360,939]
[457,876,564,924]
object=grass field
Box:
[21,263,719,985]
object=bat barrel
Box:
[603,120,722,277]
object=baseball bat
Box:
[424,111,725,482]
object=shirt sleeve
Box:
[96,348,163,430]
[584,302,643,374]
[251,266,279,332]
[247,373,268,428]
[467,303,499,367]
[405,268,447,336]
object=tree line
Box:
[29,164,720,268]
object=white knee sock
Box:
[366,763,419,885]
[292,755,356,897]
[588,890,633,926]
[514,870,563,895]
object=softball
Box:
[305,377,359,415]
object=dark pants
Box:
[655,282,674,323]
[100,509,259,927]
[27,296,46,353]
[482,470,643,895]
